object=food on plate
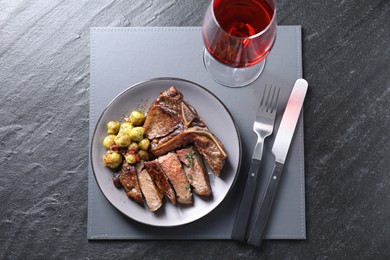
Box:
[137,150,149,161]
[137,168,163,211]
[144,160,177,205]
[159,152,193,205]
[114,134,131,147]
[102,113,149,168]
[124,153,137,164]
[128,142,138,152]
[138,138,150,151]
[106,120,120,135]
[129,111,146,126]
[103,135,116,149]
[129,127,145,142]
[143,86,227,176]
[118,122,133,135]
[176,146,211,196]
[103,150,122,169]
[118,163,144,203]
[101,87,227,211]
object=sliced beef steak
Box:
[176,146,211,196]
[158,152,193,204]
[192,130,227,177]
[144,86,227,176]
[144,160,176,205]
[137,169,163,211]
[143,86,185,140]
[119,163,144,203]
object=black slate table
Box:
[1,1,389,259]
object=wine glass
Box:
[202,0,277,87]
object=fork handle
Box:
[252,137,264,161]
[247,162,284,246]
[231,158,262,241]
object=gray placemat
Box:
[88,26,306,240]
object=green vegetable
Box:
[185,151,194,169]
[103,135,116,149]
[115,134,131,147]
[107,121,120,135]
[129,111,146,126]
[124,153,138,164]
[130,127,145,142]
[128,142,138,152]
[103,150,122,169]
[118,122,133,136]
[138,138,150,151]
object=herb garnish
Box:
[185,151,194,169]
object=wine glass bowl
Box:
[202,0,277,87]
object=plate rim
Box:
[90,77,242,227]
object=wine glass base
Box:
[203,49,266,88]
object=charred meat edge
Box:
[143,160,177,205]
[118,163,144,203]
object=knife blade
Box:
[247,79,308,246]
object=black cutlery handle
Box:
[247,161,284,246]
[231,158,262,241]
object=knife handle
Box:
[231,158,261,241]
[247,161,284,246]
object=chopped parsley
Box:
[185,151,194,169]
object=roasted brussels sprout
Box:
[115,134,131,147]
[138,138,150,151]
[107,121,120,135]
[138,150,149,161]
[103,135,116,149]
[124,153,137,164]
[103,150,122,169]
[128,142,138,152]
[129,111,146,126]
[130,127,145,142]
[118,122,133,136]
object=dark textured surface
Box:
[0,0,389,259]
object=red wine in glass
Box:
[202,0,276,87]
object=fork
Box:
[231,85,280,242]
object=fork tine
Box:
[269,86,280,113]
[262,85,279,113]
[265,85,275,112]
[259,85,268,108]
[260,85,271,110]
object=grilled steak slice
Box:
[143,87,185,140]
[144,160,176,205]
[176,146,211,196]
[119,163,144,203]
[144,87,227,176]
[158,153,192,204]
[192,130,227,177]
[143,104,181,140]
[137,169,163,211]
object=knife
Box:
[247,79,308,246]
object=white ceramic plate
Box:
[91,78,241,227]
